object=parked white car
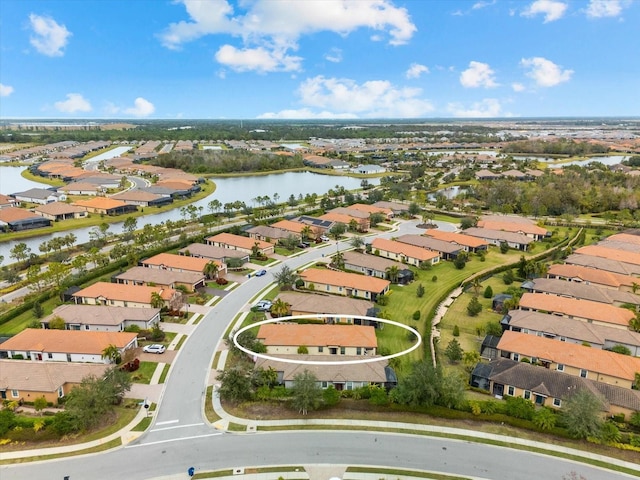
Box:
[143,344,166,354]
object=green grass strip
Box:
[0,438,122,465]
[347,466,470,480]
[158,363,171,384]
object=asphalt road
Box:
[4,219,631,480]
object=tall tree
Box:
[204,261,219,280]
[291,369,322,415]
[561,390,604,439]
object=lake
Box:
[0,170,379,265]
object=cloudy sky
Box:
[1,0,638,119]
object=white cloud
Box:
[260,75,434,119]
[521,57,573,87]
[447,98,504,118]
[521,0,568,22]
[512,82,526,92]
[460,61,498,88]
[124,97,155,117]
[28,13,72,57]
[473,1,496,10]
[54,93,91,113]
[324,48,343,63]
[406,63,429,79]
[586,0,625,18]
[215,44,302,73]
[160,0,416,72]
[0,84,14,97]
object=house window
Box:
[321,381,328,389]
[556,364,564,372]
[340,347,346,355]
[48,353,53,359]
[536,332,543,337]
[580,369,588,378]
[110,300,115,305]
[338,287,342,292]
[507,386,515,396]
[318,346,323,353]
[11,390,19,398]
[524,390,531,400]
[356,347,362,355]
[560,336,566,342]
[66,354,72,362]
[58,386,64,398]
[553,398,562,407]
[512,353,519,362]
[346,382,353,390]
[523,328,529,334]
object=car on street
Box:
[143,344,166,354]
[320,235,330,242]
[254,269,267,277]
[298,242,310,249]
[254,300,272,311]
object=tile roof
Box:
[518,292,634,327]
[300,268,390,293]
[0,360,109,392]
[329,207,370,219]
[575,245,640,267]
[319,212,365,225]
[72,282,176,303]
[111,190,163,202]
[141,253,215,273]
[342,251,405,272]
[497,330,640,382]
[114,266,205,286]
[396,234,463,254]
[257,323,377,348]
[73,197,130,210]
[270,219,306,233]
[506,309,640,348]
[0,328,137,355]
[0,207,43,222]
[547,263,637,289]
[565,253,640,276]
[255,355,388,383]
[607,233,640,246]
[526,278,640,306]
[207,232,272,251]
[478,217,547,236]
[423,229,489,248]
[347,203,393,216]
[177,243,249,260]
[33,202,86,215]
[46,304,159,326]
[246,225,291,241]
[371,237,440,261]
[463,227,534,245]
[371,201,409,212]
[277,291,375,317]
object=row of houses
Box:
[473,230,640,417]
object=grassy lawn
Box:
[250,257,279,266]
[130,361,157,384]
[158,363,171,383]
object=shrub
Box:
[452,325,460,337]
[503,269,515,285]
[607,344,631,356]
[466,297,482,317]
[431,275,438,282]
[416,283,425,298]
[376,295,389,306]
[297,345,309,354]
[412,310,421,321]
[483,285,493,299]
[505,396,535,420]
[322,386,340,407]
[216,277,229,285]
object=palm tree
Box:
[300,225,313,243]
[386,265,400,284]
[270,299,290,318]
[204,261,219,280]
[470,277,482,297]
[332,251,345,270]
[150,292,165,309]
[102,344,121,364]
[251,241,261,258]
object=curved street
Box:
[1,220,636,480]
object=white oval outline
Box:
[233,314,422,366]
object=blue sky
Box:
[1,0,638,119]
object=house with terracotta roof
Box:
[58,182,105,196]
[522,277,640,308]
[0,193,19,209]
[423,229,489,253]
[246,225,294,244]
[547,263,638,293]
[575,245,640,267]
[255,355,393,390]
[270,219,308,238]
[606,233,640,247]
[71,282,178,308]
[371,201,409,215]
[33,202,88,221]
[518,292,635,329]
[178,243,249,264]
[299,268,390,301]
[319,211,369,232]
[206,232,274,255]
[496,330,640,389]
[141,252,225,277]
[343,203,394,219]
[502,309,640,356]
[371,237,440,267]
[471,358,640,417]
[0,207,52,231]
[257,323,377,356]
[275,291,376,322]
[42,304,160,332]
[0,328,138,364]
[0,360,109,403]
[114,266,205,292]
[73,197,137,216]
